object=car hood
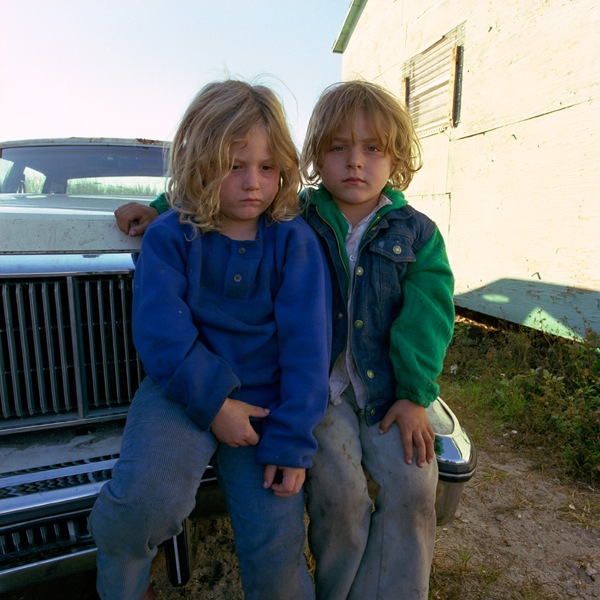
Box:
[0,193,148,254]
[0,192,153,213]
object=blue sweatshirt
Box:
[132,209,331,468]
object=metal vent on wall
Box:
[402,23,465,136]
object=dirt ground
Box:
[428,439,599,599]
[4,436,599,600]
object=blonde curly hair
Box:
[167,80,301,233]
[301,80,422,191]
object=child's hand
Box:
[114,202,159,236]
[263,465,306,498]
[210,398,270,447]
[379,399,435,467]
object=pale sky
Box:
[0,0,350,147]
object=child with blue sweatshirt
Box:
[90,80,330,600]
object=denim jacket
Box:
[302,186,455,426]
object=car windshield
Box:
[0,142,169,196]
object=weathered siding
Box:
[340,0,600,337]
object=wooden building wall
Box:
[339,0,600,338]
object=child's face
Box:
[219,126,280,239]
[319,110,393,225]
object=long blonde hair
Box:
[168,80,301,233]
[301,80,422,191]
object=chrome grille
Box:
[0,457,117,500]
[0,275,143,430]
[0,509,94,567]
[0,464,221,571]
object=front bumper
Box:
[428,397,477,525]
[0,423,221,593]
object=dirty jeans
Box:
[89,377,313,600]
[306,389,437,600]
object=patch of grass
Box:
[429,547,566,600]
[439,311,600,485]
[479,464,509,484]
[429,548,509,600]
[557,493,600,530]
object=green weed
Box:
[440,312,600,484]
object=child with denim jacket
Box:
[90,80,330,600]
[300,80,454,600]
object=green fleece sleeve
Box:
[389,227,455,407]
[149,192,170,214]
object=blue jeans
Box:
[305,389,437,600]
[89,378,313,600]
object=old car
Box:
[0,138,226,591]
[0,138,475,592]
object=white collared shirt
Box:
[329,194,392,408]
